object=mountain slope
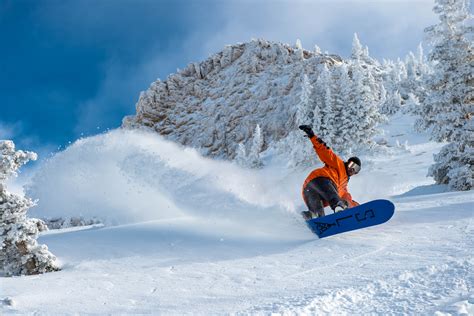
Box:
[3,114,473,314]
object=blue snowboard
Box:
[306,199,395,238]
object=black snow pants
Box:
[303,177,344,217]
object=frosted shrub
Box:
[428,130,474,191]
[0,140,60,276]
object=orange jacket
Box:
[302,135,359,207]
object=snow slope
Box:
[2,114,473,315]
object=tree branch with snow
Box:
[0,140,60,276]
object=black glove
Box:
[299,125,315,138]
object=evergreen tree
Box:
[428,126,474,190]
[295,74,314,125]
[403,93,421,116]
[423,0,473,190]
[400,46,431,113]
[287,74,317,167]
[379,84,388,111]
[380,60,398,105]
[331,64,353,152]
[405,52,418,84]
[295,39,303,50]
[351,33,364,61]
[321,84,334,140]
[421,0,473,141]
[414,43,431,103]
[381,90,402,115]
[323,66,339,147]
[396,60,409,99]
[248,124,264,168]
[380,52,426,116]
[314,64,331,136]
[234,143,247,167]
[0,141,60,276]
[349,60,385,148]
[314,45,322,55]
[351,33,377,65]
[417,43,425,65]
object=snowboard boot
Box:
[301,211,313,221]
[301,211,319,221]
[333,200,349,213]
[301,210,324,220]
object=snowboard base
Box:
[306,199,395,238]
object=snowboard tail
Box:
[306,199,395,238]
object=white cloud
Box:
[187,0,438,61]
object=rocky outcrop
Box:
[123,39,342,159]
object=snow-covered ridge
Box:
[122,39,343,159]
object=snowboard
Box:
[306,199,395,238]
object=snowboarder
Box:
[298,125,361,220]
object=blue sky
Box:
[1,0,437,157]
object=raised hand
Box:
[298,125,315,138]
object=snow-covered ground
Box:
[2,114,473,315]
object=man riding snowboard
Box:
[299,125,361,220]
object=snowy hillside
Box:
[2,114,473,314]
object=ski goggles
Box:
[348,161,361,174]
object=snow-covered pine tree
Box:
[0,141,60,276]
[247,124,264,168]
[314,64,332,138]
[234,143,247,167]
[428,123,474,190]
[321,84,334,141]
[405,52,418,83]
[349,59,385,148]
[351,33,364,61]
[379,84,388,111]
[403,93,421,116]
[295,39,304,60]
[295,74,314,125]
[420,0,473,140]
[330,63,353,153]
[415,43,432,105]
[380,57,411,116]
[380,60,398,110]
[286,74,317,167]
[381,90,403,115]
[399,46,431,114]
[314,45,322,55]
[362,46,370,61]
[395,60,409,100]
[422,0,474,190]
[351,33,378,66]
[322,65,340,148]
[417,42,425,66]
[295,39,303,50]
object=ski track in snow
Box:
[249,260,473,315]
[2,115,474,314]
[245,215,474,315]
